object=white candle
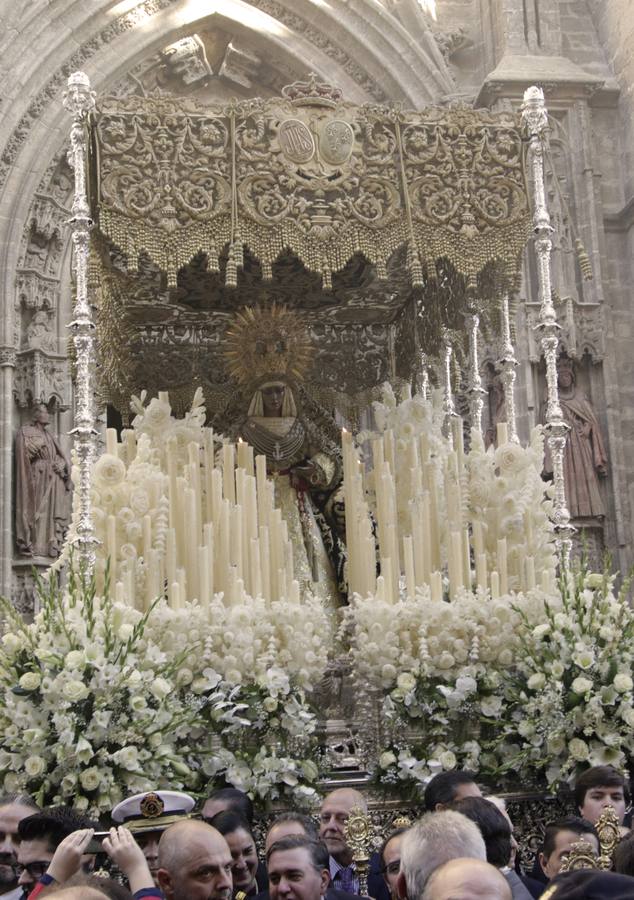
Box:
[497,538,508,595]
[115,581,125,604]
[106,428,118,456]
[199,545,210,609]
[526,555,536,591]
[431,570,443,601]
[403,536,416,600]
[107,515,117,594]
[490,570,500,599]
[496,422,509,445]
[222,443,235,503]
[476,552,487,590]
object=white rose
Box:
[527,673,546,691]
[438,750,457,770]
[614,674,633,693]
[65,650,85,670]
[572,677,593,695]
[150,677,171,700]
[24,755,47,778]
[64,680,89,702]
[79,767,101,791]
[495,443,526,473]
[438,652,455,670]
[263,698,278,713]
[456,676,477,695]
[551,661,565,678]
[396,672,417,692]
[94,454,126,486]
[379,751,397,769]
[19,672,41,691]
[2,633,22,654]
[142,398,172,431]
[480,696,503,717]
[74,795,90,811]
[568,738,590,761]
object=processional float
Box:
[61,70,574,602]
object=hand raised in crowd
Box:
[45,827,95,884]
[103,825,155,893]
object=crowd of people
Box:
[2,765,634,900]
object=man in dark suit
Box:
[254,813,361,900]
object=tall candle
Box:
[199,545,210,610]
[430,570,443,602]
[497,538,508,595]
[490,570,500,599]
[476,552,487,590]
[106,428,118,456]
[496,422,509,445]
[222,443,235,503]
[107,515,117,594]
[526,555,536,591]
[403,536,416,600]
[250,537,262,599]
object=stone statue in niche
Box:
[15,404,71,557]
[25,307,57,352]
[543,358,608,519]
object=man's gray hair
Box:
[399,810,486,900]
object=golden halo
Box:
[224,304,314,388]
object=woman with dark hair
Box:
[210,810,263,899]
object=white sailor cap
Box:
[111,790,196,832]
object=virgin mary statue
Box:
[219,305,346,607]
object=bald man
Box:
[157,820,233,900]
[421,858,512,900]
[318,790,387,900]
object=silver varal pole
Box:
[521,86,572,566]
[63,72,99,573]
[466,311,486,436]
[499,292,519,443]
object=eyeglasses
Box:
[16,861,51,879]
[384,861,400,876]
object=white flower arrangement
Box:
[0,565,325,812]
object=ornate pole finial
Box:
[521,85,573,566]
[63,71,99,572]
[344,806,373,897]
[595,805,621,871]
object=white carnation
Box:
[614,673,633,693]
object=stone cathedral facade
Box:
[0,0,632,609]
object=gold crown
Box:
[282,73,343,108]
[224,304,313,388]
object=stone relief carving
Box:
[219,41,261,89]
[160,35,213,86]
[13,352,70,410]
[525,299,605,363]
[0,0,398,193]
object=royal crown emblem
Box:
[281,73,343,108]
[140,792,164,818]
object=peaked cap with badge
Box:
[111,790,196,832]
